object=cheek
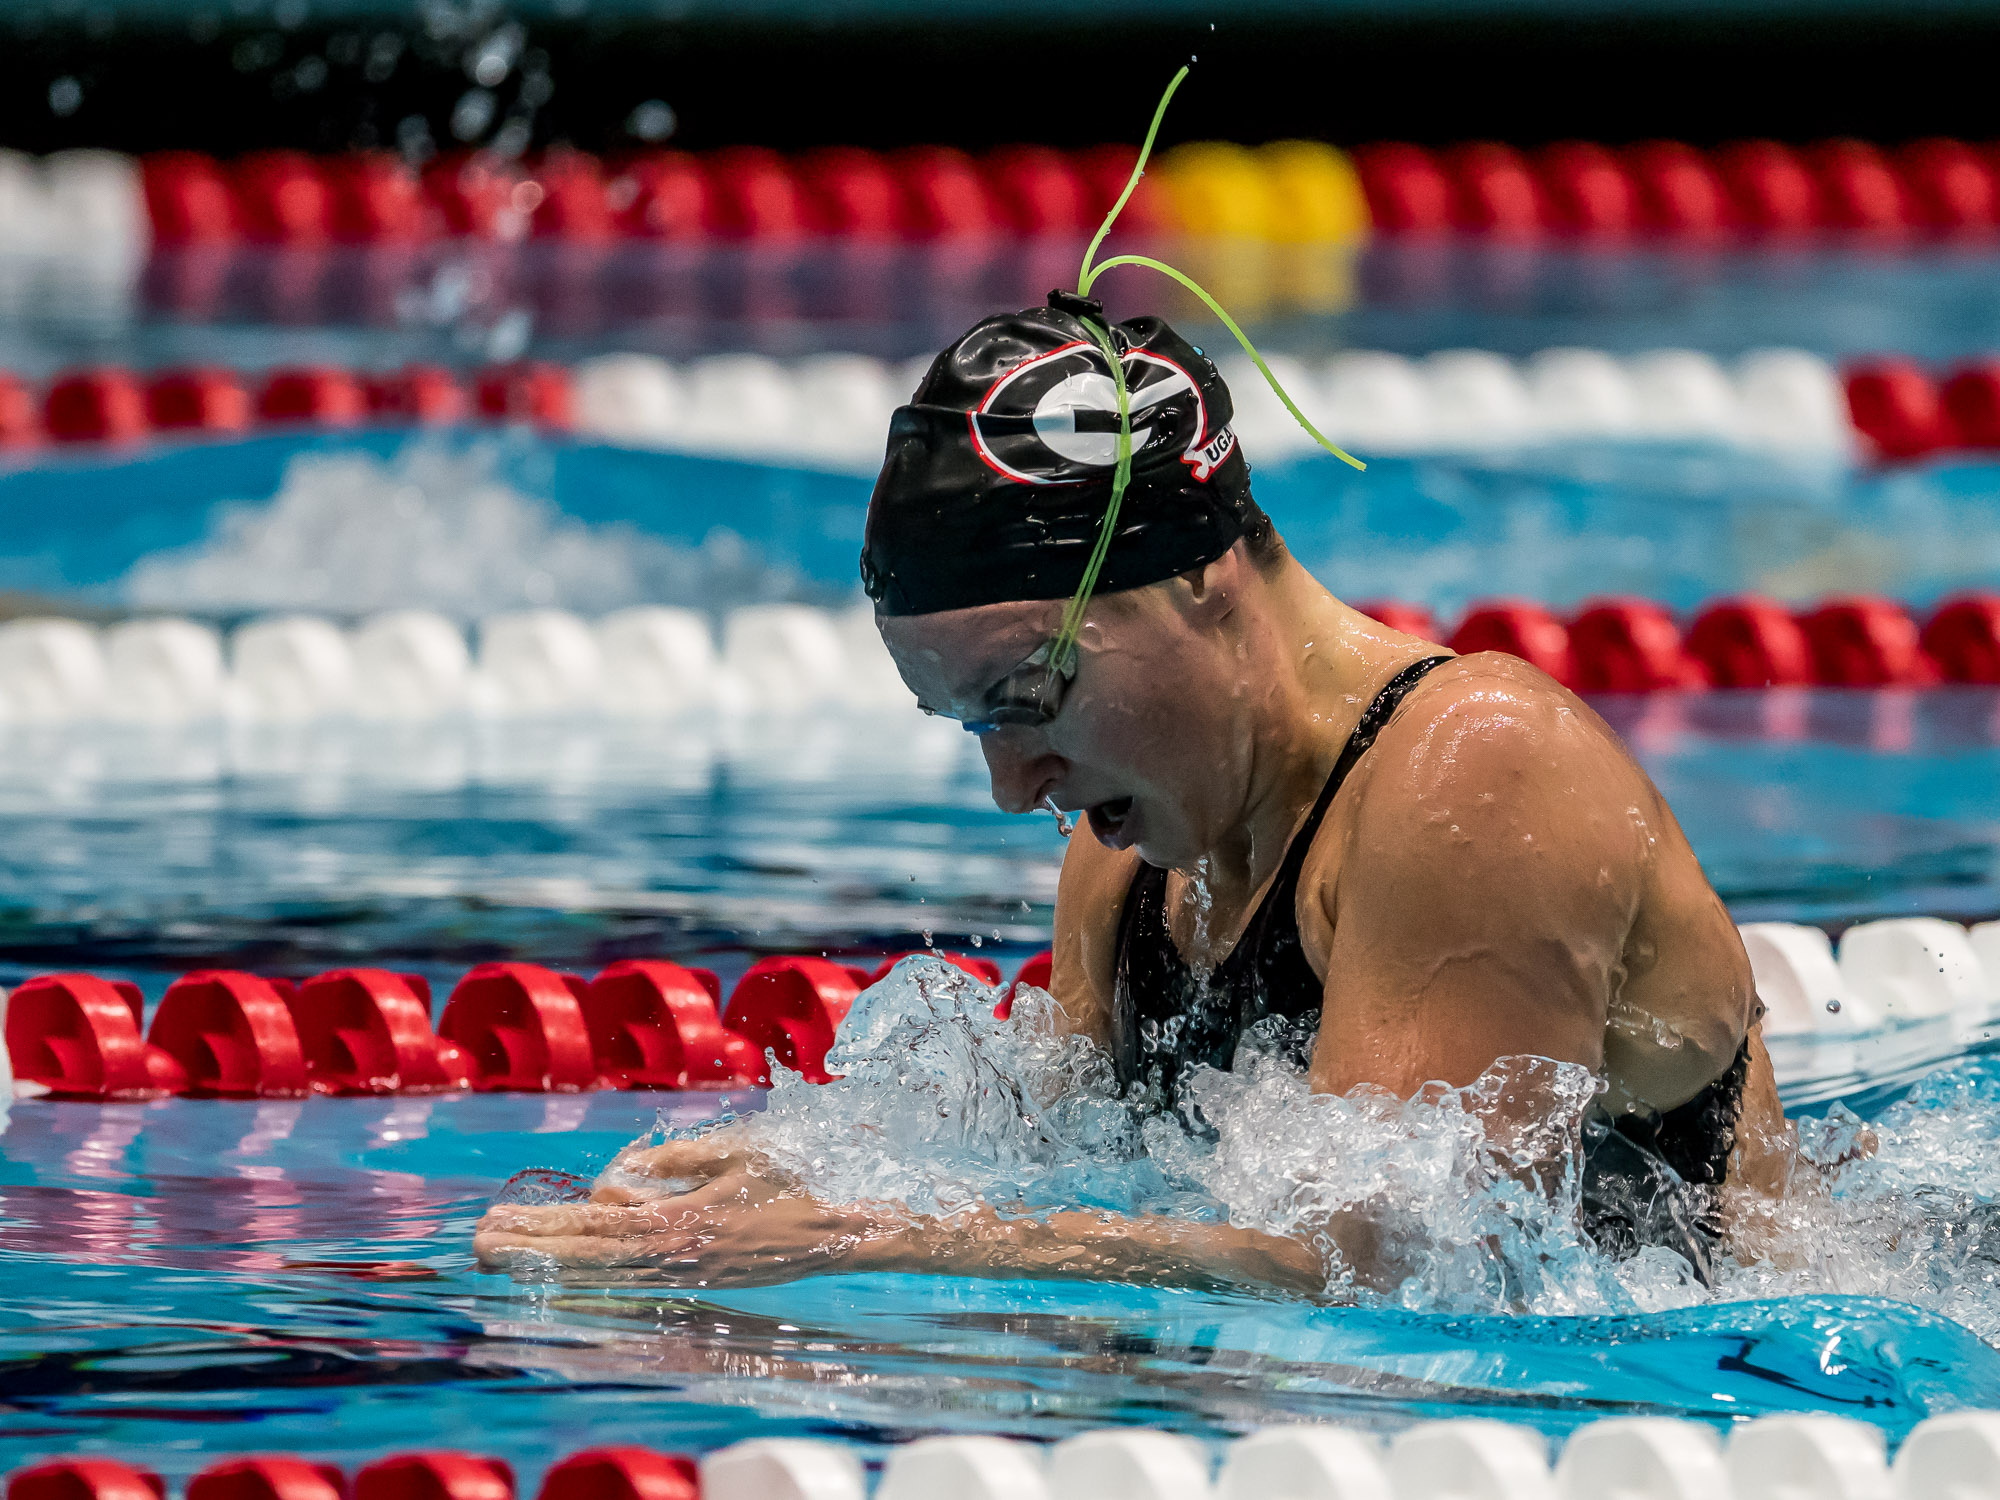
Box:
[1056,659,1199,777]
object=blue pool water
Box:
[4,1064,2000,1481]
[0,690,1989,979]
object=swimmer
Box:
[476,70,1790,1292]
[475,292,1793,1294]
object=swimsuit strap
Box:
[1246,653,1458,950]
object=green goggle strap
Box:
[1048,65,1367,680]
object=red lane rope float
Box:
[722,956,864,1085]
[328,153,432,245]
[291,968,466,1095]
[1682,598,1816,689]
[43,369,149,445]
[1717,141,1822,239]
[1446,601,1577,685]
[147,368,253,436]
[1924,595,2000,682]
[1567,600,1709,693]
[1900,138,1999,233]
[187,1459,347,1500]
[797,146,903,240]
[146,970,310,1098]
[365,365,469,425]
[1537,142,1636,241]
[537,1452,697,1500]
[257,367,369,428]
[1798,596,1941,687]
[1627,141,1730,240]
[355,1456,513,1500]
[142,152,238,245]
[580,958,759,1090]
[1846,359,1955,459]
[8,1462,165,1500]
[436,962,599,1093]
[5,974,185,1098]
[1445,142,1545,241]
[611,152,711,240]
[0,374,41,449]
[475,362,573,427]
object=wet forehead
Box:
[879,600,1061,700]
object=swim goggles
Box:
[922,640,1074,735]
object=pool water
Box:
[5,1063,2000,1481]
[0,689,1989,984]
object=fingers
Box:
[480,1174,777,1240]
[473,1229,804,1287]
[478,1198,699,1240]
[473,1183,873,1288]
[474,1229,699,1271]
[604,1136,755,1188]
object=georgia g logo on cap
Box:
[968,340,1237,487]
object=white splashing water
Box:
[123,440,799,621]
[667,957,2000,1337]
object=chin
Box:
[1128,826,1194,871]
[1086,798,1192,869]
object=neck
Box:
[1191,557,1435,908]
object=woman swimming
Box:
[474,296,1794,1293]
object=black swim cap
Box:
[861,296,1254,617]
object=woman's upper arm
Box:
[1046,828,1137,1044]
[1303,673,1651,1097]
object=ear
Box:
[1174,547,1245,626]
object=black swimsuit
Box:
[1110,654,1745,1280]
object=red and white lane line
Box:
[4,1407,1996,1499]
[0,592,1992,737]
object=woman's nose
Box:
[980,734,1063,815]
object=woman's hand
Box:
[473,1130,1334,1295]
[473,1133,890,1286]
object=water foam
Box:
[123,440,799,621]
[1717,1068,2000,1340]
[659,957,2000,1337]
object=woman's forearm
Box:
[844,1204,1334,1296]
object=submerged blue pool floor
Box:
[2,1081,1998,1479]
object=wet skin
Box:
[476,539,1792,1292]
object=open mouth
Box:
[1086,797,1135,844]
